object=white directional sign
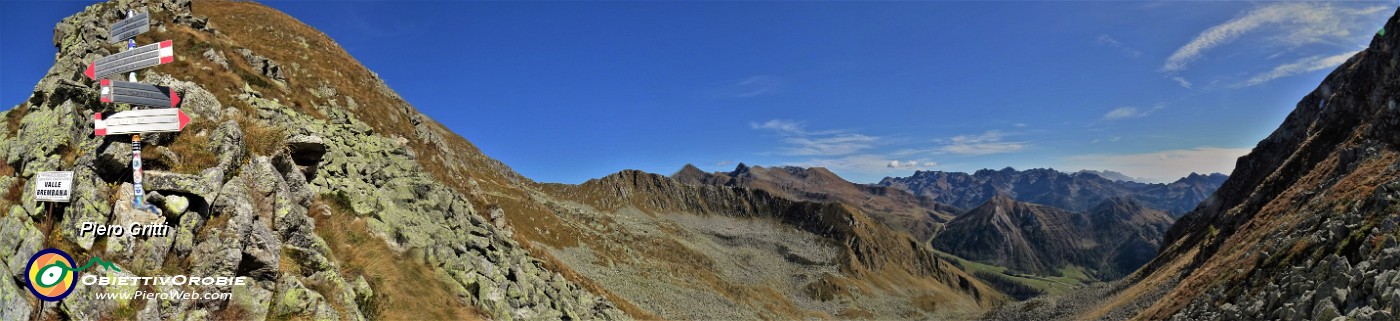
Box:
[94,108,191,136]
[100,79,181,107]
[85,40,174,80]
[34,171,74,203]
[108,12,150,43]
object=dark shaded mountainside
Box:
[0,1,1011,320]
[934,195,1172,280]
[991,7,1400,321]
[880,167,1226,218]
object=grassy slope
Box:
[932,249,1093,297]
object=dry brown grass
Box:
[162,120,218,174]
[0,164,18,212]
[3,104,26,137]
[238,116,287,158]
[2,178,27,215]
[311,197,483,321]
[183,2,656,318]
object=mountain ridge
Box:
[879,167,1226,218]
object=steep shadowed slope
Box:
[932,195,1172,280]
[991,8,1400,321]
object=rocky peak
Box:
[0,1,628,320]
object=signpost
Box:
[89,9,181,214]
[100,79,181,107]
[33,172,74,203]
[93,109,191,136]
[84,40,174,80]
[108,12,149,43]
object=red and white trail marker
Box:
[85,40,174,80]
[93,108,191,136]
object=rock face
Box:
[879,167,1226,218]
[933,195,1172,280]
[991,8,1400,321]
[0,1,625,320]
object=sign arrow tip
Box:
[170,88,181,107]
[177,109,191,130]
[85,62,95,80]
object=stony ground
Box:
[0,0,628,320]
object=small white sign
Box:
[34,171,74,203]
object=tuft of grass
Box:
[4,104,27,137]
[310,196,482,320]
[2,178,28,215]
[185,38,214,55]
[0,164,20,213]
[166,120,218,174]
[237,116,287,157]
[236,69,271,89]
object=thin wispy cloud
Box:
[887,160,937,169]
[1161,2,1386,89]
[1101,105,1164,121]
[728,75,784,98]
[752,120,939,180]
[750,119,877,156]
[937,131,1026,156]
[783,134,879,156]
[1171,76,1193,89]
[1236,51,1357,87]
[785,155,938,179]
[1162,3,1382,72]
[750,119,805,134]
[1097,34,1142,58]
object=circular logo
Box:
[25,248,77,301]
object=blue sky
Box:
[2,1,1395,184]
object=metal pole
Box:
[127,10,136,82]
[132,134,144,210]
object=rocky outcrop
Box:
[234,48,284,83]
[0,1,627,320]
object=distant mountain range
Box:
[674,163,959,242]
[674,164,1219,283]
[878,168,1227,218]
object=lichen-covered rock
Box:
[0,216,42,279]
[158,194,189,218]
[0,265,34,320]
[235,48,285,82]
[60,264,139,320]
[229,282,273,320]
[202,48,228,70]
[271,277,339,320]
